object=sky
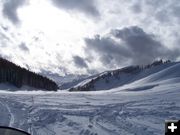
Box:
[0,0,180,76]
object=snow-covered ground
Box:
[0,63,180,135]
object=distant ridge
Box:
[69,60,172,91]
[0,57,59,91]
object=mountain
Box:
[0,60,179,135]
[69,60,175,91]
[0,57,58,91]
[41,71,89,89]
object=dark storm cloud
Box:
[51,0,100,17]
[85,35,130,66]
[19,42,29,52]
[172,5,180,19]
[73,56,88,68]
[130,2,142,14]
[111,26,170,64]
[2,0,27,24]
[85,26,177,67]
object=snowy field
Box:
[0,63,180,135]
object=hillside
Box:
[0,60,179,135]
[69,60,175,91]
[0,57,58,91]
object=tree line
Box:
[70,59,171,91]
[0,57,59,91]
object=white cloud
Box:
[0,0,180,75]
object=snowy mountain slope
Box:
[131,62,180,85]
[0,61,179,135]
[41,71,88,88]
[70,61,177,91]
[108,62,180,93]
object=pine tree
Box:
[0,57,59,91]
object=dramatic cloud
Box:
[2,0,27,24]
[73,56,88,68]
[51,0,100,17]
[85,26,178,67]
[0,0,180,75]
[85,35,130,66]
[19,42,29,52]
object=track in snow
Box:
[0,63,180,134]
[0,81,179,135]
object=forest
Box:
[0,57,59,91]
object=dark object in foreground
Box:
[0,57,58,91]
[0,126,30,135]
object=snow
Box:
[0,62,180,135]
[71,62,177,91]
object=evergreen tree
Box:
[0,57,58,91]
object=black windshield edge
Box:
[0,126,31,135]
